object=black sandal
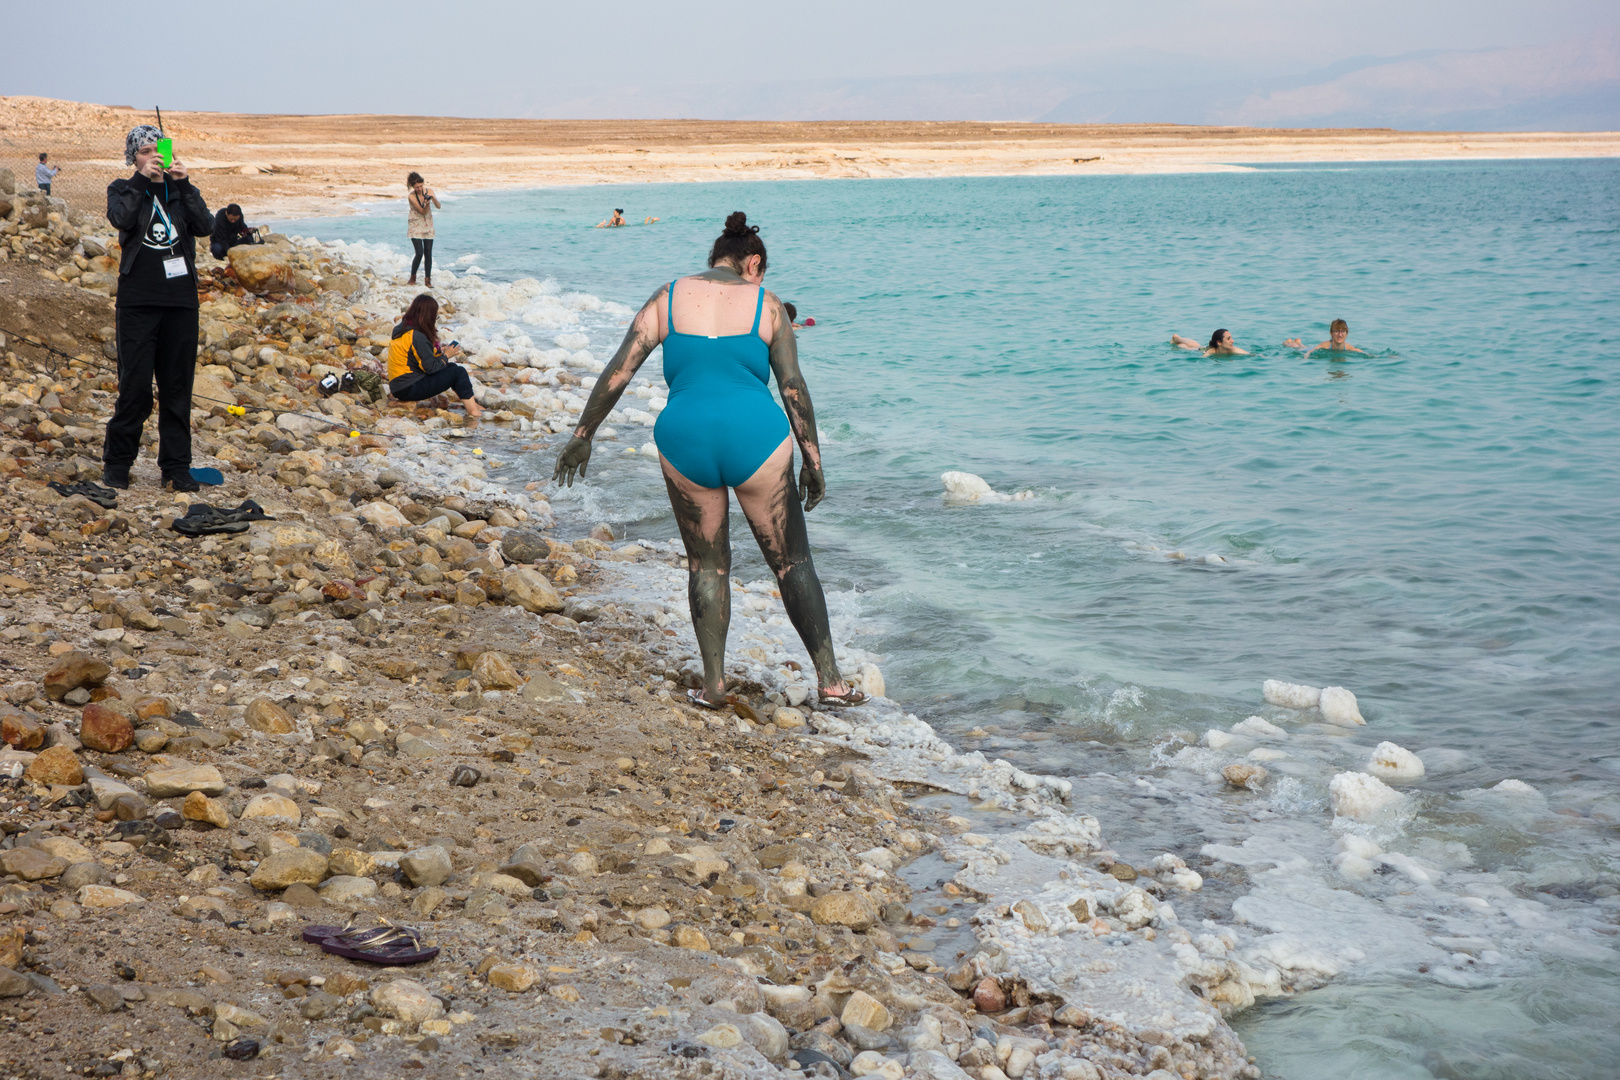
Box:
[170,500,275,536]
[49,481,118,509]
[686,688,726,711]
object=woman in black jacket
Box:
[103,124,214,491]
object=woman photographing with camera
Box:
[405,171,439,287]
[554,212,868,710]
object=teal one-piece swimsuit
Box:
[653,279,790,489]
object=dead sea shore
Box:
[0,169,1258,1080]
[4,95,1617,220]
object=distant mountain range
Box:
[515,26,1619,130]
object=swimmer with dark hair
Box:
[783,302,814,328]
[1172,329,1248,356]
[1288,319,1365,357]
[597,209,627,228]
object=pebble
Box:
[76,885,146,908]
[810,890,879,931]
[371,979,444,1028]
[248,849,328,891]
[850,1051,905,1080]
[241,792,301,826]
[841,990,893,1032]
[485,963,539,992]
[144,764,226,797]
[696,1023,744,1050]
[399,846,453,887]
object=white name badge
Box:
[163,256,187,279]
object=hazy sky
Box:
[6,0,1617,117]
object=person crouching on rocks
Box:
[210,203,261,260]
[103,124,214,492]
[387,293,483,418]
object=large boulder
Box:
[322,273,363,298]
[192,371,235,412]
[228,245,296,294]
[500,567,563,614]
[499,530,550,564]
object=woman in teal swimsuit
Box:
[554,213,867,710]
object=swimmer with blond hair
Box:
[1172,329,1249,356]
[1288,319,1365,356]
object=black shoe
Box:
[102,467,130,489]
[163,472,202,493]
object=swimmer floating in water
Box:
[1288,319,1365,357]
[783,302,814,328]
[1172,329,1248,356]
[597,209,627,228]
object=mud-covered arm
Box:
[764,292,827,511]
[553,284,666,486]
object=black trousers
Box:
[410,238,433,279]
[392,363,473,402]
[105,305,198,477]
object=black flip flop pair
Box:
[48,481,119,509]
[170,500,275,537]
[301,916,438,965]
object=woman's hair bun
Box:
[724,211,759,237]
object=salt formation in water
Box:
[1490,778,1538,795]
[1329,770,1404,819]
[1366,741,1425,780]
[1331,834,1383,879]
[1318,685,1366,726]
[1202,728,1236,750]
[1232,715,1287,739]
[940,470,1035,504]
[1262,679,1321,709]
[853,662,886,700]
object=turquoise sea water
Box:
[285,161,1620,1078]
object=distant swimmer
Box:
[1172,329,1249,356]
[597,209,627,228]
[1290,319,1365,357]
[783,302,814,328]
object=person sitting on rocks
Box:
[387,293,483,418]
[210,204,261,260]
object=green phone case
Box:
[157,138,173,168]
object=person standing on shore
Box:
[102,125,213,492]
[35,153,60,197]
[554,212,867,710]
[406,171,438,287]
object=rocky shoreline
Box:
[0,173,1257,1080]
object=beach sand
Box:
[4,94,1618,218]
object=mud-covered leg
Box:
[661,456,732,703]
[734,438,848,695]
